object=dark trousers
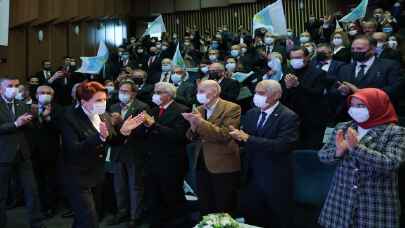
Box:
[93,173,116,220]
[240,178,293,228]
[113,161,143,219]
[32,159,59,212]
[65,183,98,228]
[143,168,187,227]
[0,158,44,228]
[196,166,240,217]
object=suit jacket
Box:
[60,107,122,188]
[318,122,405,228]
[282,64,330,127]
[29,103,64,163]
[141,101,190,175]
[241,104,299,195]
[336,58,402,104]
[137,83,154,107]
[187,98,241,174]
[332,47,352,63]
[175,79,197,108]
[219,78,240,103]
[0,98,32,163]
[34,69,54,85]
[379,48,402,63]
[109,99,150,163]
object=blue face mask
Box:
[171,73,183,84]
[211,43,219,49]
[383,27,393,33]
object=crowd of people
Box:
[1,3,405,228]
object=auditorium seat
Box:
[292,149,336,228]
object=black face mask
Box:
[208,71,221,80]
[132,78,144,85]
[351,51,370,62]
[316,52,329,62]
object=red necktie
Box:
[159,107,165,117]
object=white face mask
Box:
[201,66,209,74]
[152,94,162,106]
[225,63,236,72]
[253,94,268,109]
[38,94,52,105]
[92,101,107,115]
[162,64,172,72]
[170,73,183,84]
[15,92,24,101]
[118,93,131,104]
[300,36,310,43]
[388,40,398,49]
[333,37,343,46]
[196,93,209,104]
[4,87,18,100]
[348,30,358,36]
[208,55,217,62]
[348,107,370,123]
[290,58,305,70]
[264,37,274,45]
[230,50,240,57]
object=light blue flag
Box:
[339,0,368,23]
[143,15,166,37]
[253,0,287,36]
[77,42,109,74]
[172,43,186,68]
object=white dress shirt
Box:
[204,99,219,119]
[82,106,101,133]
[257,101,279,127]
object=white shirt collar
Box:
[81,106,101,132]
[160,100,174,110]
[205,98,219,111]
[261,101,279,116]
[1,96,13,104]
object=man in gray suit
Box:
[0,76,45,228]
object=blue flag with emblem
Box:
[172,43,186,68]
[253,0,287,36]
[339,0,368,23]
[76,42,109,74]
[143,15,166,37]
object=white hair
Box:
[258,80,282,98]
[155,82,177,98]
[199,79,221,95]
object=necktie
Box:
[356,64,366,80]
[257,112,268,129]
[162,73,169,82]
[7,103,15,119]
[159,107,165,118]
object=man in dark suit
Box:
[208,63,240,103]
[107,80,150,227]
[33,60,54,85]
[29,85,64,218]
[335,35,402,113]
[230,80,299,228]
[148,58,173,85]
[172,66,197,108]
[372,32,402,63]
[0,76,46,228]
[282,46,330,149]
[120,82,190,228]
[131,70,154,107]
[311,43,345,81]
[146,46,164,84]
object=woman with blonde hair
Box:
[331,30,351,63]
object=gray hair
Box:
[258,80,282,98]
[36,85,55,95]
[199,79,221,96]
[155,82,177,98]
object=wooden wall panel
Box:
[150,0,175,15]
[131,0,150,17]
[50,24,68,69]
[228,0,256,4]
[11,0,39,27]
[6,28,27,80]
[174,0,200,11]
[200,0,228,8]
[163,0,329,37]
[28,26,51,77]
